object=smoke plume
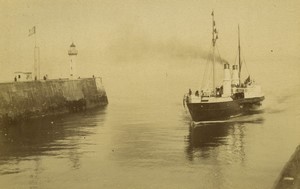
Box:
[107,34,229,64]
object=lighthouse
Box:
[68,43,78,79]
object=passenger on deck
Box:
[216,87,220,96]
[189,89,192,96]
[195,90,199,97]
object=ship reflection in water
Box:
[0,107,107,175]
[185,115,264,162]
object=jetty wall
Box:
[0,77,108,123]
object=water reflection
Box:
[0,107,107,175]
[185,115,264,162]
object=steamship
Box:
[184,12,264,122]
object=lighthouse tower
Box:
[68,43,78,79]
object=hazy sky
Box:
[0,0,299,81]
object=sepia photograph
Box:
[0,0,299,188]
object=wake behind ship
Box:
[0,43,108,124]
[184,12,264,122]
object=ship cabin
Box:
[14,72,33,82]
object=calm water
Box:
[0,58,300,189]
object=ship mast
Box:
[238,25,241,86]
[211,11,218,94]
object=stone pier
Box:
[0,77,108,124]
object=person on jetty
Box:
[43,74,49,80]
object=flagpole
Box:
[30,26,39,80]
[34,26,37,80]
[35,26,40,79]
[34,30,37,48]
[212,11,215,93]
[238,25,241,86]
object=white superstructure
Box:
[222,63,231,97]
[231,65,239,86]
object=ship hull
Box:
[186,96,264,122]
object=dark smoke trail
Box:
[107,31,229,64]
[153,39,229,64]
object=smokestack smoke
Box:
[107,30,229,64]
[166,43,229,64]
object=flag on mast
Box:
[29,26,36,36]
